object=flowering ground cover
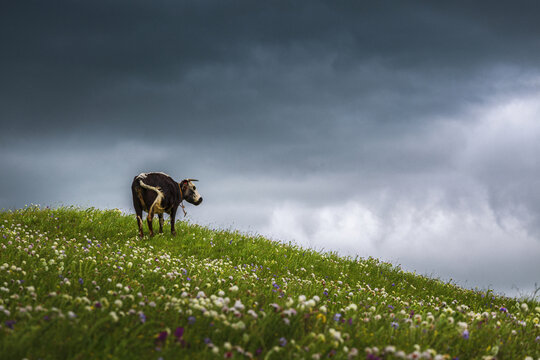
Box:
[0,206,538,359]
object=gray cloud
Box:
[1,1,540,297]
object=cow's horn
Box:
[186,178,199,182]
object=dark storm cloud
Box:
[2,0,540,141]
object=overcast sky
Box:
[1,1,539,298]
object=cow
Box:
[131,172,203,237]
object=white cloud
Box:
[256,90,540,297]
[260,193,539,296]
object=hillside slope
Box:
[0,207,538,359]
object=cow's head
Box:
[180,179,203,205]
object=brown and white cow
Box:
[131,172,203,237]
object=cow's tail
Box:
[139,180,165,214]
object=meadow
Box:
[0,206,538,359]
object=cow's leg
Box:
[132,186,145,237]
[158,213,164,234]
[170,207,177,236]
[147,211,155,237]
[137,213,144,238]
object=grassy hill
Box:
[0,206,538,359]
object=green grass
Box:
[0,206,538,359]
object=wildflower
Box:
[333,313,342,322]
[462,329,470,340]
[139,312,146,323]
[109,311,119,322]
[234,300,245,311]
[78,278,83,285]
[5,320,16,329]
[229,285,239,292]
[156,331,168,342]
[520,303,529,312]
[391,321,399,329]
[329,328,342,342]
[279,337,287,346]
[68,311,76,319]
[188,316,196,325]
[316,313,327,323]
[174,327,185,344]
[499,307,507,313]
[231,321,246,330]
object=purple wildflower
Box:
[328,349,337,357]
[5,320,16,329]
[174,327,184,343]
[188,316,196,325]
[462,329,470,340]
[367,353,381,360]
[499,307,507,313]
[78,278,84,285]
[279,337,287,346]
[157,331,168,342]
[139,312,146,323]
[391,321,399,329]
[333,313,342,322]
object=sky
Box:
[1,1,539,297]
